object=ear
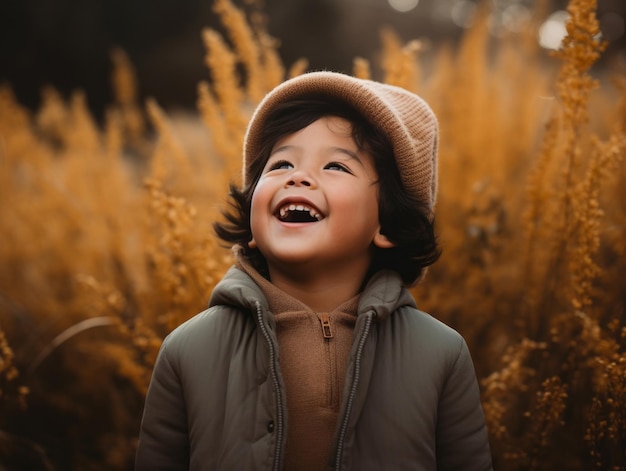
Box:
[248,237,257,249]
[373,229,395,249]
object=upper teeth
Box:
[279,203,322,220]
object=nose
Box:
[285,169,315,188]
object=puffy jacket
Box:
[135,267,493,470]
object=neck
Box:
[267,264,368,312]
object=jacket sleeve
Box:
[135,342,190,471]
[436,339,493,471]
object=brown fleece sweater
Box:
[237,258,358,471]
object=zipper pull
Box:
[320,313,333,339]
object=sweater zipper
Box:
[255,301,285,471]
[320,313,333,338]
[319,313,334,406]
[334,312,374,470]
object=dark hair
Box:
[214,95,440,285]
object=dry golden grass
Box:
[0,0,624,469]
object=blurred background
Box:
[1,0,624,118]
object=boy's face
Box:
[249,116,392,282]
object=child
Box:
[135,71,493,471]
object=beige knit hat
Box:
[243,71,439,211]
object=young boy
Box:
[135,71,493,471]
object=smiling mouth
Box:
[277,203,323,223]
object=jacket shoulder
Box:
[376,305,470,386]
[160,305,254,363]
[392,305,464,350]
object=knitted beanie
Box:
[243,71,439,211]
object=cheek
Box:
[361,187,382,233]
[249,183,271,232]
[336,186,380,226]
[249,196,262,234]
[352,183,379,211]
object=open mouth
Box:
[276,203,323,223]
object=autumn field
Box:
[1,0,625,469]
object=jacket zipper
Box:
[255,301,285,471]
[334,312,374,470]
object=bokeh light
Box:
[451,0,476,28]
[538,10,569,50]
[501,4,531,33]
[388,0,420,13]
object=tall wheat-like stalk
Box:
[475,0,626,469]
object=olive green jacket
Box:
[135,267,493,470]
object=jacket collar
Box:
[358,270,416,322]
[208,265,269,313]
[208,256,416,322]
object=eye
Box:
[325,162,352,173]
[267,159,293,171]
